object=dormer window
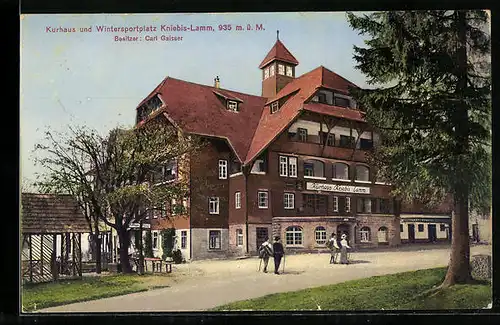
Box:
[334,96,350,108]
[270,64,275,76]
[271,101,280,114]
[286,66,293,77]
[317,93,327,104]
[227,101,238,112]
[278,64,285,75]
[264,68,270,79]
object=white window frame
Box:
[346,197,351,213]
[258,191,268,209]
[288,157,297,178]
[278,64,285,75]
[235,192,241,209]
[286,65,293,77]
[284,193,295,209]
[333,196,339,212]
[236,229,244,246]
[285,226,303,246]
[271,101,279,113]
[170,198,177,216]
[219,160,228,179]
[264,67,270,79]
[298,128,308,142]
[152,231,159,250]
[279,156,288,177]
[270,64,275,76]
[208,230,222,250]
[360,227,371,243]
[209,197,220,215]
[315,226,327,245]
[378,227,388,243]
[180,230,187,249]
[227,101,238,112]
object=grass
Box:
[22,273,174,312]
[212,268,492,311]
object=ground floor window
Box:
[417,224,424,232]
[360,227,371,242]
[378,227,388,243]
[400,224,403,232]
[315,226,327,245]
[208,230,221,250]
[440,224,446,231]
[236,229,243,246]
[285,226,303,246]
[181,231,187,249]
[152,231,159,250]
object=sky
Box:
[20,12,372,185]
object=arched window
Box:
[360,227,371,242]
[356,165,370,182]
[285,226,303,246]
[315,226,327,245]
[378,226,388,243]
[333,162,350,180]
[304,159,325,178]
[236,229,243,246]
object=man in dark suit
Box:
[272,236,285,274]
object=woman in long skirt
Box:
[339,234,351,264]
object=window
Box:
[236,229,243,246]
[333,163,349,180]
[357,197,372,213]
[317,93,327,104]
[271,101,279,113]
[378,227,388,243]
[303,159,324,178]
[181,230,187,249]
[279,156,288,177]
[315,226,327,245]
[356,165,370,182]
[235,192,241,209]
[208,230,221,250]
[400,224,404,232]
[153,206,159,218]
[209,197,219,214]
[298,128,308,142]
[286,65,293,77]
[219,160,228,179]
[278,64,285,75]
[440,224,446,231]
[360,138,374,150]
[346,197,351,213]
[303,194,327,214]
[321,132,335,146]
[251,156,266,173]
[270,64,275,76]
[152,231,159,250]
[288,157,297,177]
[227,101,238,112]
[333,196,339,212]
[334,96,350,108]
[304,162,314,177]
[340,135,354,148]
[258,191,268,209]
[285,226,303,246]
[378,199,390,213]
[360,227,371,242]
[284,193,295,209]
[418,224,424,232]
[264,67,270,79]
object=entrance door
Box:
[256,227,268,250]
[428,224,437,243]
[408,224,416,243]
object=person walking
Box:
[272,236,285,274]
[328,233,340,264]
[258,237,273,273]
[339,233,351,264]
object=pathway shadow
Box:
[346,260,371,265]
[280,270,304,275]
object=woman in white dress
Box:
[339,233,351,264]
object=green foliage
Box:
[213,267,491,311]
[161,228,175,259]
[347,11,491,212]
[172,249,183,264]
[144,231,153,258]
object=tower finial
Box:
[277,30,279,40]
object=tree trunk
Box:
[118,228,133,273]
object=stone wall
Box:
[191,228,229,260]
[471,254,492,281]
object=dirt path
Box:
[37,245,491,312]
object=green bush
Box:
[144,231,153,258]
[172,249,183,264]
[161,228,175,259]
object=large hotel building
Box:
[133,37,453,260]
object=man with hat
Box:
[272,236,285,274]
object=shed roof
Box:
[21,193,89,234]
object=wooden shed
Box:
[21,193,89,284]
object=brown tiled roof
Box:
[244,66,362,164]
[137,77,268,162]
[258,40,299,69]
[21,193,89,234]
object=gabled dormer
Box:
[259,32,299,99]
[136,94,164,124]
[213,86,244,113]
[309,88,357,109]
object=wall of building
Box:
[355,215,400,247]
[228,173,247,225]
[228,223,247,256]
[247,223,272,254]
[191,228,229,260]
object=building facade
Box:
[133,37,452,261]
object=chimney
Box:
[214,76,220,88]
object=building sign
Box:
[306,182,371,194]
